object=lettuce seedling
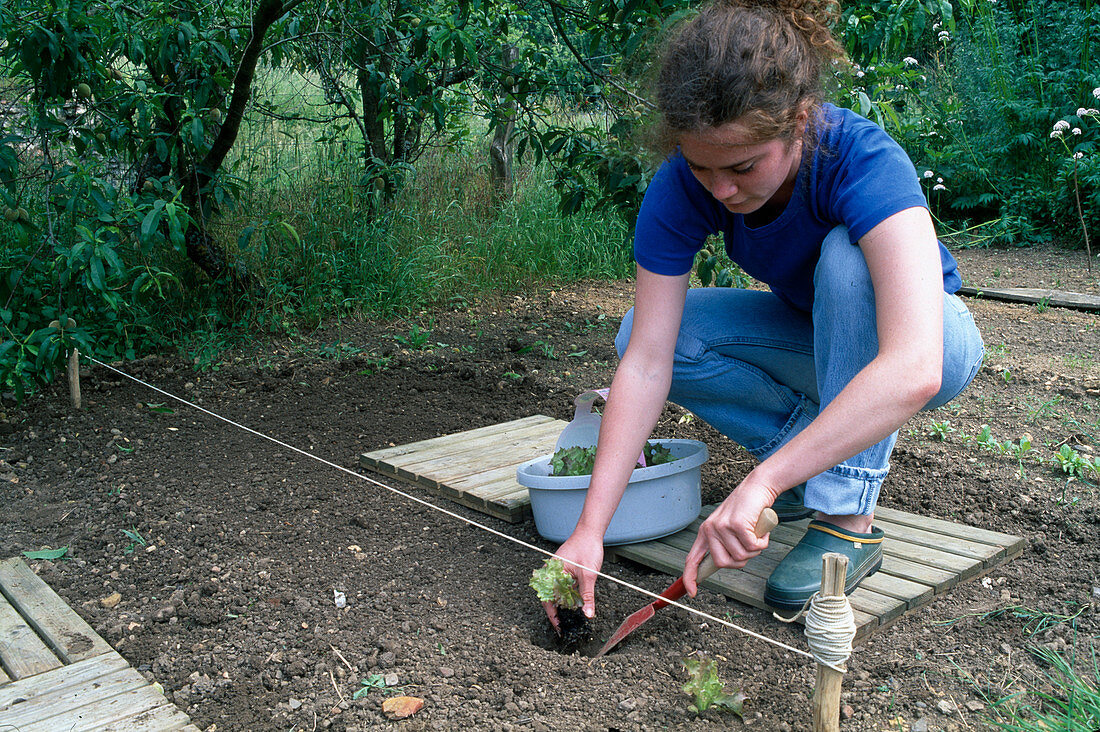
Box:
[641,442,676,466]
[682,657,747,716]
[549,442,679,477]
[530,558,591,651]
[529,558,582,608]
[550,446,598,476]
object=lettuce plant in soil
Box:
[530,558,592,651]
[682,656,748,716]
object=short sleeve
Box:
[815,111,929,243]
[633,156,725,276]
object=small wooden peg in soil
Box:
[812,552,848,732]
[68,347,81,410]
[50,318,81,409]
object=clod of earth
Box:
[555,606,593,653]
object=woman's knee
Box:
[813,226,872,298]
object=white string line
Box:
[86,355,813,661]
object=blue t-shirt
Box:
[634,103,961,312]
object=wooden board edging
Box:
[956,285,1100,312]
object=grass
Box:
[214,131,634,332]
[984,645,1100,731]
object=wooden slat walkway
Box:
[607,505,1025,642]
[360,414,567,522]
[957,285,1100,312]
[0,557,200,731]
[361,416,1025,639]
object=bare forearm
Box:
[752,353,939,494]
[571,356,673,537]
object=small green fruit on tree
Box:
[3,207,17,222]
[373,177,386,191]
[209,108,223,123]
[16,208,28,223]
[76,82,92,99]
[529,558,582,609]
[682,657,747,716]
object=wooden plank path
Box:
[607,505,1025,642]
[360,414,567,522]
[0,557,200,731]
[361,416,1025,639]
[957,285,1100,312]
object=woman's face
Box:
[678,118,805,216]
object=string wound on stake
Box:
[774,592,856,673]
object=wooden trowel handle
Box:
[696,507,779,584]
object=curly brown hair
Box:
[655,0,847,151]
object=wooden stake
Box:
[68,348,81,410]
[52,318,80,410]
[812,552,848,732]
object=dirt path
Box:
[2,244,1098,731]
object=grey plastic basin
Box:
[516,439,707,546]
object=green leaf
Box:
[141,201,164,240]
[89,256,106,291]
[529,558,582,608]
[682,657,747,716]
[22,547,69,560]
[856,91,873,118]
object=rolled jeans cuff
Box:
[804,464,890,516]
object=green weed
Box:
[1052,445,1099,482]
[934,603,1087,637]
[121,527,147,554]
[394,324,433,350]
[929,419,957,441]
[984,644,1100,731]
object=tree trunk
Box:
[179,0,308,285]
[356,38,387,162]
[490,44,519,202]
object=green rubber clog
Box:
[771,483,813,523]
[764,520,884,611]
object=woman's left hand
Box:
[683,477,777,596]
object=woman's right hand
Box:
[543,533,604,633]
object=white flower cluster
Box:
[1051,120,1071,138]
[1077,107,1100,118]
[937,30,951,42]
[1074,152,1085,160]
[1094,87,1100,100]
[903,57,918,67]
[923,171,946,191]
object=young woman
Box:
[545,0,984,627]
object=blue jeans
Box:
[616,227,984,516]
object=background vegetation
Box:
[1,0,1098,400]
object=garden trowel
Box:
[592,507,779,658]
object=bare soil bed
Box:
[2,245,1099,732]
